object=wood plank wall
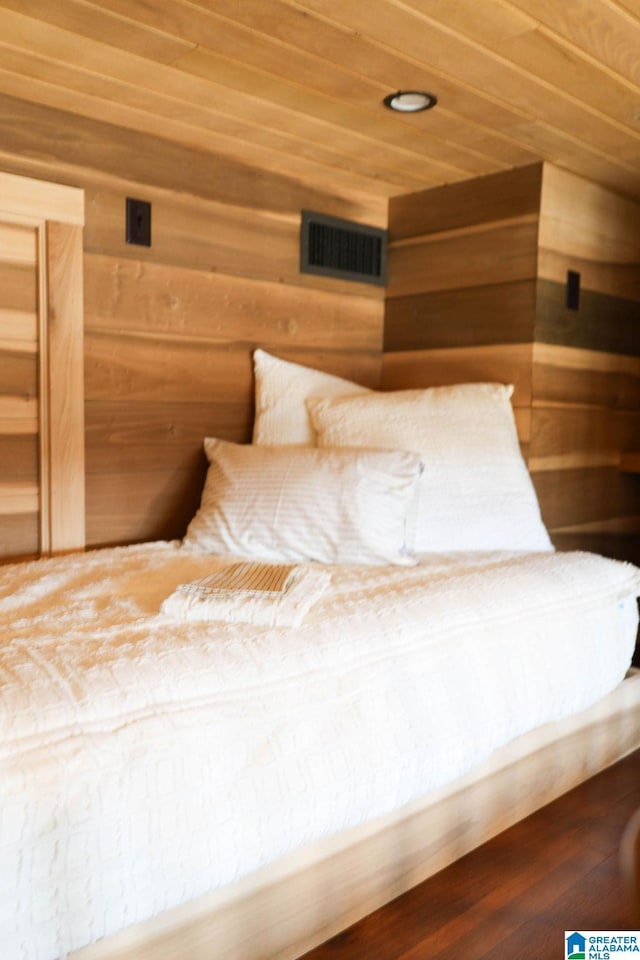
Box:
[384,162,640,563]
[533,165,640,562]
[0,221,39,558]
[1,90,637,560]
[0,92,385,552]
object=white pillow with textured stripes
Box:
[252,348,370,446]
[183,438,423,565]
[307,383,553,554]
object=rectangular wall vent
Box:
[300,211,387,286]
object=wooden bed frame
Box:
[74,667,640,960]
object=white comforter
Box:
[0,543,638,960]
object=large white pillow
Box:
[183,438,423,565]
[252,348,370,445]
[307,383,553,554]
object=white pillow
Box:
[183,438,423,565]
[307,383,553,554]
[252,348,370,445]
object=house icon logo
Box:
[567,931,586,959]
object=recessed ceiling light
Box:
[383,90,437,113]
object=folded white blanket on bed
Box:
[161,561,331,626]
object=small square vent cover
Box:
[300,210,387,286]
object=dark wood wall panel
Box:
[384,281,537,352]
[550,533,640,565]
[536,280,639,357]
[1,94,386,549]
[531,467,640,539]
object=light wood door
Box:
[0,172,85,561]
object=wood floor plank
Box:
[301,749,640,960]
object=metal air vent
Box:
[300,211,387,286]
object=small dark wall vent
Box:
[300,210,387,286]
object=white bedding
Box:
[0,543,638,960]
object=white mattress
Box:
[0,543,638,960]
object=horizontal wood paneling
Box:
[84,331,380,408]
[382,344,533,409]
[0,436,39,479]
[0,229,38,561]
[550,533,640,566]
[536,280,640,357]
[384,281,537,352]
[84,254,383,350]
[82,237,383,543]
[539,164,640,265]
[0,261,37,311]
[532,165,640,554]
[84,401,252,474]
[0,309,37,341]
[0,98,387,548]
[389,164,544,241]
[0,84,387,548]
[531,467,640,530]
[0,221,36,264]
[529,406,640,472]
[538,250,640,303]
[532,344,640,411]
[0,511,39,559]
[383,168,539,460]
[387,219,539,299]
[0,345,37,398]
[85,467,207,547]
[384,169,541,456]
[83,189,387,294]
[384,163,640,563]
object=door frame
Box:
[0,170,85,554]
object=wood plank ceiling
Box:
[1,0,640,208]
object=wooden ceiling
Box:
[2,0,640,208]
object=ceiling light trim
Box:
[383,90,438,113]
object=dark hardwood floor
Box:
[302,749,640,960]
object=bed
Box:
[2,350,639,960]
